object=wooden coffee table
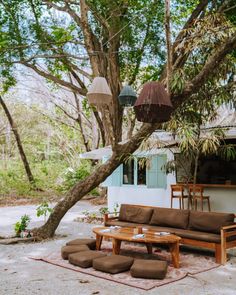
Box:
[93,226,181,268]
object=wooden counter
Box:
[177,183,236,189]
[201,184,236,189]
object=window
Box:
[103,154,167,188]
[137,159,146,185]
[122,158,146,185]
[123,159,134,185]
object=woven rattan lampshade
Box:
[118,85,137,106]
[134,81,173,123]
[87,77,112,105]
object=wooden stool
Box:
[170,184,189,209]
[189,185,211,211]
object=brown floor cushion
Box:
[130,259,168,279]
[93,255,134,274]
[61,245,89,260]
[68,250,106,268]
[66,238,96,250]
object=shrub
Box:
[36,201,53,221]
[59,161,99,195]
[14,214,30,236]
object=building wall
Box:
[108,150,178,210]
[107,149,236,213]
[108,185,236,213]
[203,188,236,213]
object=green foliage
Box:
[36,201,53,221]
[113,203,119,216]
[171,69,185,94]
[59,162,99,196]
[14,214,30,236]
[0,159,67,196]
[99,207,109,216]
[219,144,236,161]
[82,210,89,217]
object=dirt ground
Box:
[1,201,236,295]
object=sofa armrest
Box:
[103,212,119,223]
[221,224,236,239]
[221,224,236,231]
[220,224,236,264]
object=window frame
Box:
[122,157,147,187]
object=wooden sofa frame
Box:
[104,204,236,265]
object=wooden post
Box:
[220,228,227,264]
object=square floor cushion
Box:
[66,238,96,250]
[130,259,168,280]
[61,245,89,260]
[68,250,107,268]
[93,255,134,274]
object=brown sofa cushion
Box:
[118,204,153,224]
[130,259,168,279]
[189,211,235,234]
[68,250,106,268]
[173,228,221,243]
[93,255,134,274]
[66,238,96,250]
[149,208,189,229]
[61,245,89,260]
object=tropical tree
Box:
[0,0,235,238]
[0,95,35,184]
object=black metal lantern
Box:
[118,85,137,107]
[134,81,173,123]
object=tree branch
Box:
[173,33,236,105]
[128,24,150,85]
[86,2,110,30]
[20,61,87,95]
[160,0,209,80]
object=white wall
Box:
[203,188,236,213]
[108,185,236,213]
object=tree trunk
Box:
[193,151,199,186]
[32,123,157,238]
[165,0,172,92]
[0,96,35,184]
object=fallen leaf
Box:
[79,280,89,284]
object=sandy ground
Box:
[1,201,236,295]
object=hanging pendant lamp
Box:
[118,85,137,107]
[87,77,112,106]
[134,81,173,123]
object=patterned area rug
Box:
[31,242,220,290]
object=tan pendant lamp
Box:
[87,77,112,106]
[134,81,173,123]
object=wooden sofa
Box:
[104,204,236,264]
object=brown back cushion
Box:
[118,204,153,224]
[149,208,189,229]
[189,211,235,234]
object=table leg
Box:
[112,238,122,255]
[169,242,180,268]
[96,234,103,250]
[146,243,153,254]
